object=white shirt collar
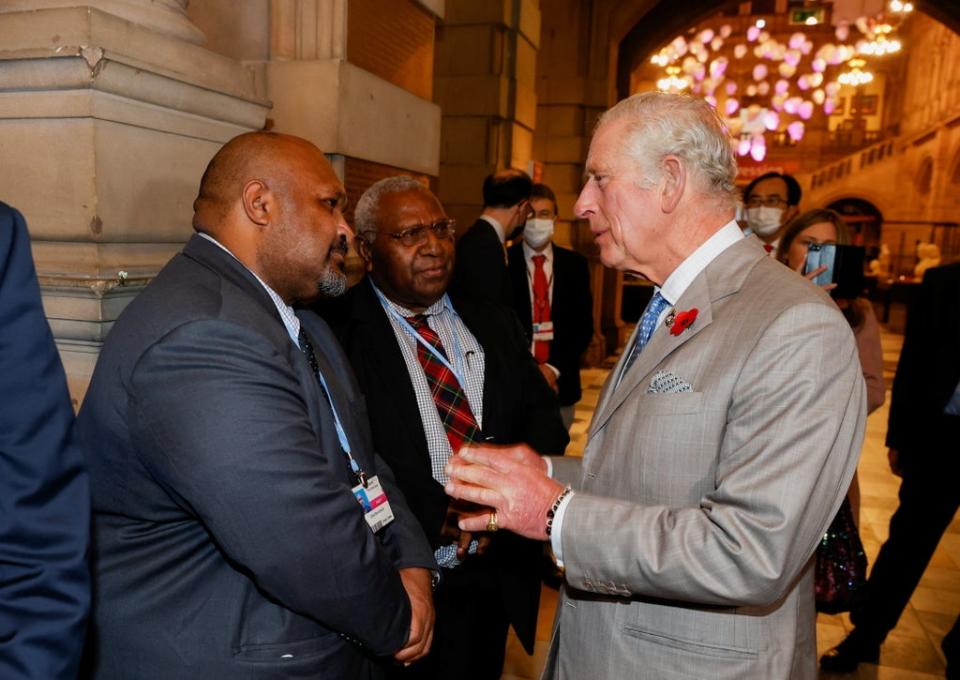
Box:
[659,219,744,306]
[197,232,301,345]
[370,280,453,319]
[478,215,507,244]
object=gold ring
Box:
[486,511,498,533]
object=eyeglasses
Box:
[745,196,789,208]
[387,219,457,247]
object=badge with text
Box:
[352,475,394,533]
[532,321,555,342]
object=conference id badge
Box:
[532,321,554,342]
[352,475,394,533]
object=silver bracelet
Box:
[545,486,573,537]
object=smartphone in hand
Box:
[804,243,866,298]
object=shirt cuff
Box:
[549,490,575,567]
[544,362,561,379]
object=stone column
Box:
[0,1,270,403]
[433,0,540,228]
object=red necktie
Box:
[763,243,774,253]
[406,315,480,454]
[532,255,551,363]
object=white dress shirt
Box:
[372,282,486,567]
[549,220,745,564]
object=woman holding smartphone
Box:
[776,208,886,522]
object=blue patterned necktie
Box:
[620,291,670,381]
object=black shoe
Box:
[819,635,881,673]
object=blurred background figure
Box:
[777,207,885,523]
[820,262,960,676]
[0,202,90,680]
[452,170,532,308]
[508,183,594,430]
[741,171,802,254]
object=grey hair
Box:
[597,92,738,206]
[354,175,429,239]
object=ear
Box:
[241,179,273,227]
[659,155,686,213]
[355,235,374,272]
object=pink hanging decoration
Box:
[812,58,827,73]
[763,110,780,130]
[787,121,805,142]
[750,137,767,162]
[725,81,738,95]
[724,98,740,116]
[789,32,806,50]
[747,25,760,42]
[734,44,748,59]
[775,79,790,94]
[738,137,752,156]
[798,100,814,120]
[753,64,768,81]
[812,88,826,105]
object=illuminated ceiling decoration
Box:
[647,0,913,161]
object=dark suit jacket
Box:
[508,242,594,407]
[886,262,960,461]
[0,203,90,680]
[452,219,513,308]
[77,235,434,680]
[319,278,569,652]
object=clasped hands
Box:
[444,443,566,541]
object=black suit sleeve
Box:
[886,265,960,453]
[568,252,595,359]
[0,204,90,680]
[453,225,513,307]
[127,319,412,657]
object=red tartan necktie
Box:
[406,315,480,454]
[532,254,551,363]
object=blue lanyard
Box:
[296,328,366,487]
[372,286,469,387]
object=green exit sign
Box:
[789,7,826,25]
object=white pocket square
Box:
[646,370,693,394]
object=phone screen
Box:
[804,243,836,287]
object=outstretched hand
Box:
[444,444,564,541]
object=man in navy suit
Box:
[0,202,90,679]
[77,133,435,679]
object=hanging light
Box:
[889,0,914,13]
[838,58,874,86]
[657,66,691,93]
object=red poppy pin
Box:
[668,308,699,336]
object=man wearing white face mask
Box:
[508,184,594,429]
[741,172,802,254]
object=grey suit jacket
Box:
[545,238,866,679]
[78,235,435,679]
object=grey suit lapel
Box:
[588,238,764,439]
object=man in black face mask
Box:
[451,169,532,308]
[741,172,802,254]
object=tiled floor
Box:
[501,327,959,679]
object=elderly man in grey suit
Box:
[444,91,866,679]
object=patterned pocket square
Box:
[646,370,693,394]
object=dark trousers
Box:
[387,557,510,680]
[849,448,959,673]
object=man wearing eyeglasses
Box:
[318,176,568,680]
[741,172,802,254]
